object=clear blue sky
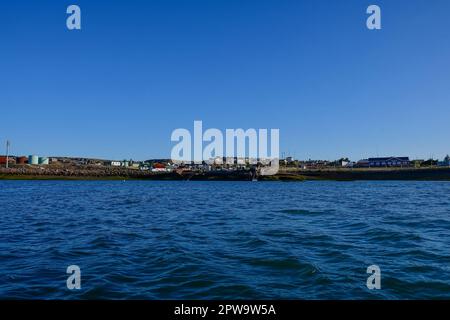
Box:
[1,0,449,161]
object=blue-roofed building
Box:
[367,157,410,168]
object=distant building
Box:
[439,155,450,167]
[345,161,355,168]
[302,160,330,169]
[38,157,49,165]
[0,156,16,166]
[17,156,28,164]
[445,155,450,165]
[212,157,223,165]
[28,155,39,165]
[152,163,167,172]
[367,157,410,167]
[225,157,235,165]
[110,161,122,167]
[337,159,349,167]
[356,159,370,168]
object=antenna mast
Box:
[6,140,10,169]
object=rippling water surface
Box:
[0,180,449,299]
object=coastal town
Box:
[1,136,450,180]
[1,154,450,171]
[1,146,450,181]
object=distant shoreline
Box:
[1,166,450,181]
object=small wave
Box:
[88,236,116,249]
[184,284,261,300]
[244,257,319,274]
[279,209,323,215]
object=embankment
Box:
[284,167,450,181]
[1,166,450,181]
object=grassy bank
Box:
[284,167,450,181]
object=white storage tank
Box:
[38,157,49,165]
[28,155,39,165]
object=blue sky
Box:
[1,0,449,161]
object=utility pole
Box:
[5,140,10,169]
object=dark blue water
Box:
[0,180,449,299]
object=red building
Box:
[0,156,16,165]
[17,156,28,164]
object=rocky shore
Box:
[0,165,179,180]
[1,165,450,181]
